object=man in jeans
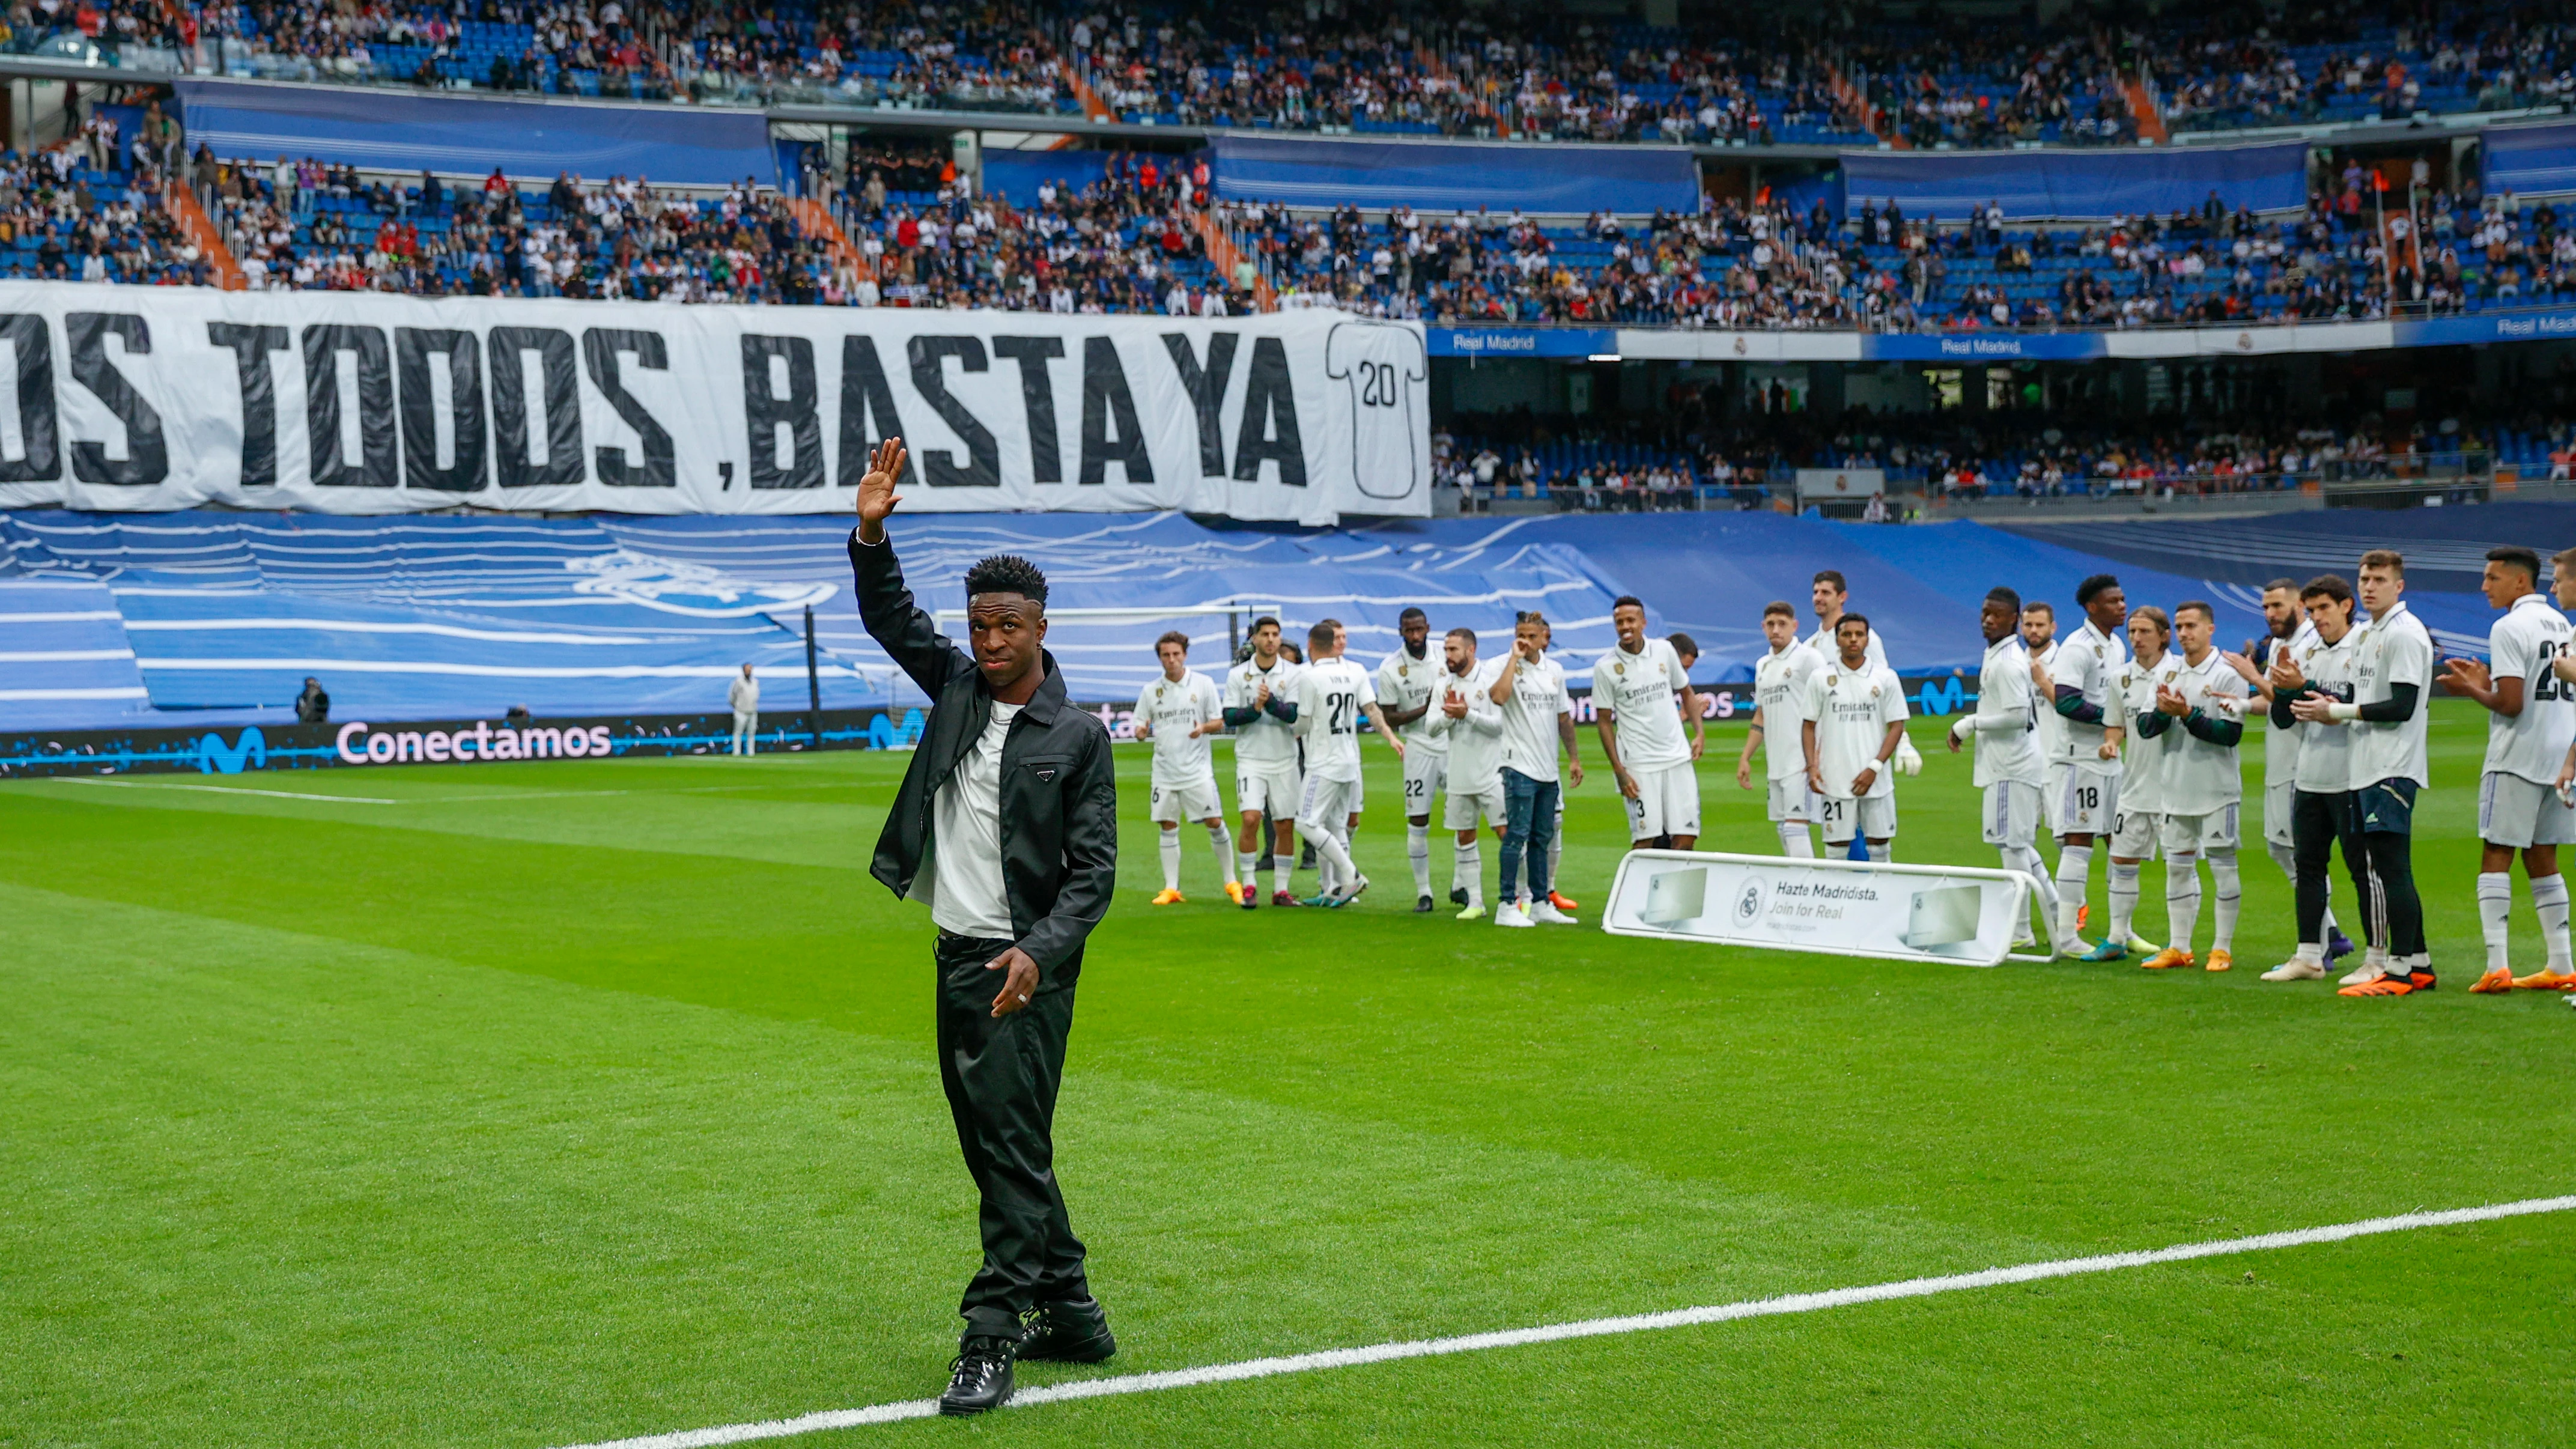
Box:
[1488,610,1584,926]
[848,438,1121,1415]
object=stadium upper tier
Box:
[24,1,2574,150]
[0,505,2539,737]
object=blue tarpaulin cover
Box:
[1207,133,1700,214]
[175,79,778,186]
[2482,120,2576,196]
[1841,141,2308,221]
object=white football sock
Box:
[1272,854,1293,897]
[2055,843,2093,936]
[2267,837,2298,887]
[1865,842,1892,864]
[2164,851,2201,954]
[1407,822,1432,896]
[1208,822,1238,886]
[2534,873,2572,970]
[1548,818,1563,886]
[1456,840,1482,908]
[2479,870,2514,972]
[2209,851,2240,952]
[2108,859,2140,941]
[2005,843,2059,944]
[1239,848,1260,885]
[1158,829,1182,891]
[1779,821,1814,858]
[1300,821,1353,894]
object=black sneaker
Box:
[1449,886,1469,906]
[938,1335,1018,1415]
[1017,1296,1118,1363]
[1414,894,1436,913]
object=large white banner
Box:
[0,282,1428,524]
[1600,849,2033,968]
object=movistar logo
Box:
[1915,678,1970,717]
[196,728,267,774]
[866,709,927,749]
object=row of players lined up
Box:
[1793,550,2576,998]
[1132,577,1903,928]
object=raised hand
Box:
[855,436,907,543]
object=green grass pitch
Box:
[4,700,2571,1448]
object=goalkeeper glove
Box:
[1894,735,1924,776]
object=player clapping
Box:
[1802,614,1907,862]
[1134,632,1239,906]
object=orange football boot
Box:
[2471,967,2516,994]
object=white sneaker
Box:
[2261,958,2326,982]
[1494,902,1534,928]
[1530,901,1579,925]
[2339,959,2384,986]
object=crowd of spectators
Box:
[22,0,2555,150]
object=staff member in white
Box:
[1292,618,1405,907]
[2092,606,2174,962]
[2438,545,2576,993]
[1490,610,1584,927]
[1594,594,1702,851]
[1222,616,1303,908]
[2037,574,2129,953]
[2323,550,2435,997]
[1376,607,1450,912]
[2260,576,2366,983]
[729,662,760,755]
[2227,580,2354,965]
[1739,600,1824,857]
[1803,613,1909,862]
[1807,569,1921,789]
[1948,586,2073,955]
[1429,627,1506,920]
[2138,601,2249,972]
[1134,631,1239,907]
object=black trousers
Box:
[934,932,1089,1338]
[2291,789,2371,949]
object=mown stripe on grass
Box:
[555,1193,2576,1448]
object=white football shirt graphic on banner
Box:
[1323,320,1430,502]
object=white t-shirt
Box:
[2482,592,2575,784]
[1964,635,2046,788]
[2258,621,2319,789]
[1496,652,1570,785]
[2118,650,2179,814]
[923,700,1021,941]
[2348,600,2433,788]
[1805,660,1909,801]
[1135,668,1223,785]
[1295,655,1377,783]
[1225,655,1304,767]
[1429,657,1505,794]
[1323,320,1430,501]
[2290,628,2359,794]
[1754,640,1824,783]
[1803,618,1888,675]
[1376,647,1447,755]
[1591,637,1692,773]
[2053,618,2128,776]
[2157,648,2249,816]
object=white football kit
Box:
[2477,592,2576,848]
[1378,646,1448,821]
[1429,657,1506,831]
[2258,621,2320,848]
[2149,649,2247,855]
[2111,651,2177,861]
[1293,655,1377,828]
[1959,634,2050,846]
[1805,658,1908,843]
[1137,668,1225,823]
[1226,654,1304,816]
[1593,637,1698,840]
[1754,639,1824,823]
[2052,618,2128,836]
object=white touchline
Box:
[550,1194,2576,1449]
[48,777,401,805]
